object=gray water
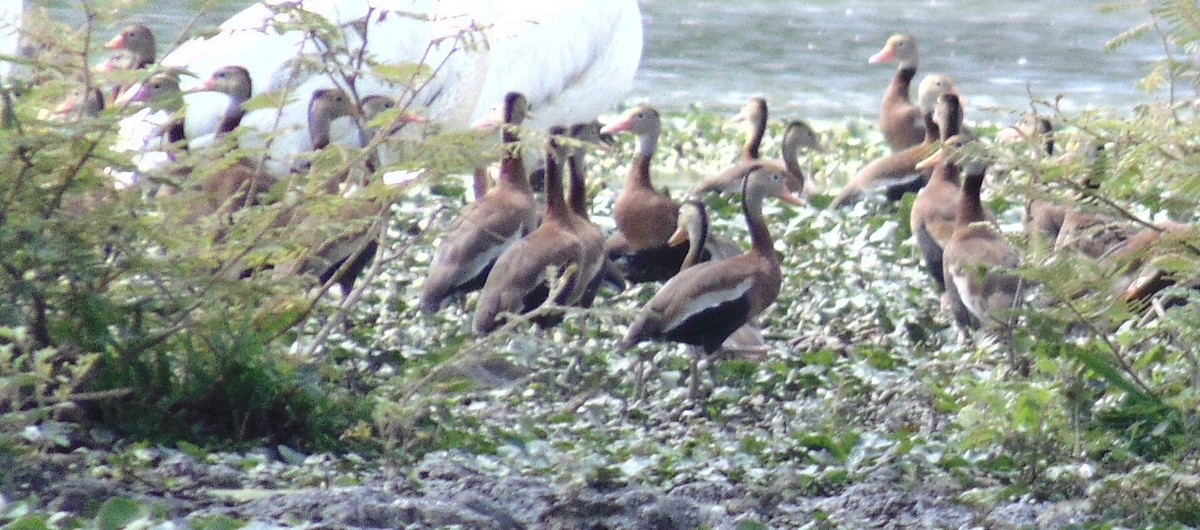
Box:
[634,0,1172,122]
[95,1,1172,123]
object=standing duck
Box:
[621,164,798,398]
[933,138,1024,350]
[473,126,588,334]
[669,199,770,357]
[602,105,686,283]
[565,121,610,308]
[271,88,379,294]
[910,93,971,296]
[420,92,539,313]
[869,33,923,151]
[1047,143,1138,260]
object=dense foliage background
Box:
[1,0,1198,527]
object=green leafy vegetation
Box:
[1,0,1199,527]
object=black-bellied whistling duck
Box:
[830,73,959,208]
[117,71,274,216]
[869,33,923,151]
[733,96,768,162]
[103,24,156,70]
[997,115,1066,243]
[1103,222,1195,306]
[50,86,104,120]
[565,121,611,308]
[602,105,687,283]
[473,126,592,334]
[420,92,538,313]
[691,114,817,197]
[116,72,187,148]
[1047,143,1138,260]
[303,88,366,194]
[98,24,156,102]
[910,92,969,295]
[668,199,770,358]
[781,118,825,173]
[308,88,359,151]
[190,65,253,137]
[934,139,1024,351]
[621,164,798,399]
[269,89,380,294]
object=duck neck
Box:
[940,107,962,140]
[781,128,805,181]
[626,132,657,189]
[744,111,765,161]
[742,187,775,262]
[680,205,708,271]
[890,65,917,103]
[922,112,939,144]
[498,141,531,193]
[217,99,245,135]
[309,107,334,150]
[568,150,588,218]
[544,152,569,222]
[957,166,988,224]
[932,159,960,185]
[167,119,187,149]
[472,166,490,199]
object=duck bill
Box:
[52,98,75,115]
[995,126,1022,144]
[868,45,894,64]
[114,83,147,106]
[599,113,633,135]
[104,33,125,50]
[777,187,806,207]
[94,57,115,73]
[728,106,751,124]
[470,106,502,129]
[915,148,946,171]
[667,226,689,247]
[185,78,216,94]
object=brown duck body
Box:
[1023,199,1068,243]
[473,127,588,334]
[421,92,539,312]
[830,113,937,208]
[941,151,1023,341]
[1055,209,1136,260]
[692,117,816,197]
[1104,222,1194,303]
[910,93,972,293]
[621,165,796,355]
[833,73,961,208]
[602,105,691,283]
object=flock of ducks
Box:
[13,0,1194,398]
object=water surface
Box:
[634,0,1170,122]
[88,1,1171,123]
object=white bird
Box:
[142,0,641,173]
[0,0,25,80]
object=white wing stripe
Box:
[663,278,752,332]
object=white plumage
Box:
[131,0,641,173]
